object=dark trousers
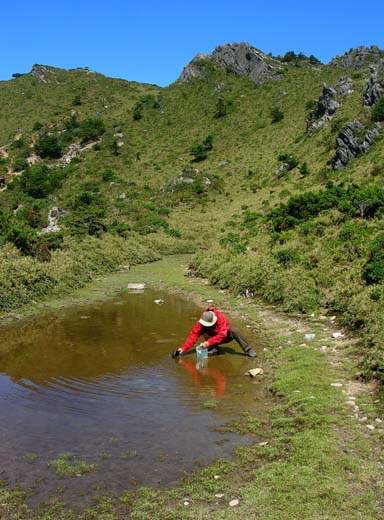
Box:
[203,327,250,354]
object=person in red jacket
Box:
[172,307,257,358]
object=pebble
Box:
[375,418,383,423]
[360,417,367,422]
[332,332,344,338]
[366,425,375,431]
[229,499,239,507]
[346,401,356,406]
[259,441,269,446]
[206,299,214,303]
[320,346,328,352]
[331,383,343,387]
[154,299,164,305]
[215,494,224,498]
[184,501,190,506]
[214,475,220,480]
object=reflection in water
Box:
[0,288,268,507]
[179,358,226,398]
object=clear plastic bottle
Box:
[196,344,208,359]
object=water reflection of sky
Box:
[0,288,268,506]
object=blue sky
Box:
[2,0,384,86]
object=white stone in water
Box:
[154,299,164,304]
[229,499,239,507]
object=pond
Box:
[0,286,269,508]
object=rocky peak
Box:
[178,42,281,84]
[30,64,57,83]
[363,66,384,106]
[329,45,384,69]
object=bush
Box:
[16,164,65,198]
[271,106,284,123]
[32,121,44,131]
[270,183,384,231]
[372,97,384,122]
[34,134,63,159]
[278,153,299,170]
[190,135,213,162]
[273,248,301,267]
[214,97,227,119]
[363,233,384,284]
[78,118,105,143]
[72,94,82,106]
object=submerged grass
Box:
[0,256,383,519]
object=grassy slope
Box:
[0,59,384,374]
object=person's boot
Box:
[245,347,257,358]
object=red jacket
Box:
[180,307,231,353]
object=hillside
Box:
[1,43,384,379]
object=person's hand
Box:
[201,341,210,348]
[171,348,182,358]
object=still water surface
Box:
[0,288,268,506]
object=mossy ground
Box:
[1,256,383,519]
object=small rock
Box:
[206,299,214,303]
[360,416,367,422]
[259,441,269,446]
[215,493,224,498]
[184,501,190,506]
[245,368,264,377]
[330,316,336,321]
[304,333,315,340]
[154,299,164,305]
[375,418,383,423]
[229,499,239,507]
[366,425,375,431]
[320,346,328,352]
[214,475,220,480]
[332,332,344,338]
[346,401,356,406]
[331,383,343,387]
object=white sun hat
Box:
[199,311,217,327]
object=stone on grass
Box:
[229,499,239,507]
[332,332,344,338]
[331,382,343,387]
[245,368,264,377]
[215,493,224,498]
[366,425,375,431]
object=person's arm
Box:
[180,321,202,353]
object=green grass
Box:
[47,452,98,478]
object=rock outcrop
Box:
[329,46,384,69]
[179,42,281,84]
[306,77,353,134]
[30,65,51,83]
[333,120,380,170]
[363,66,384,106]
[39,207,63,235]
